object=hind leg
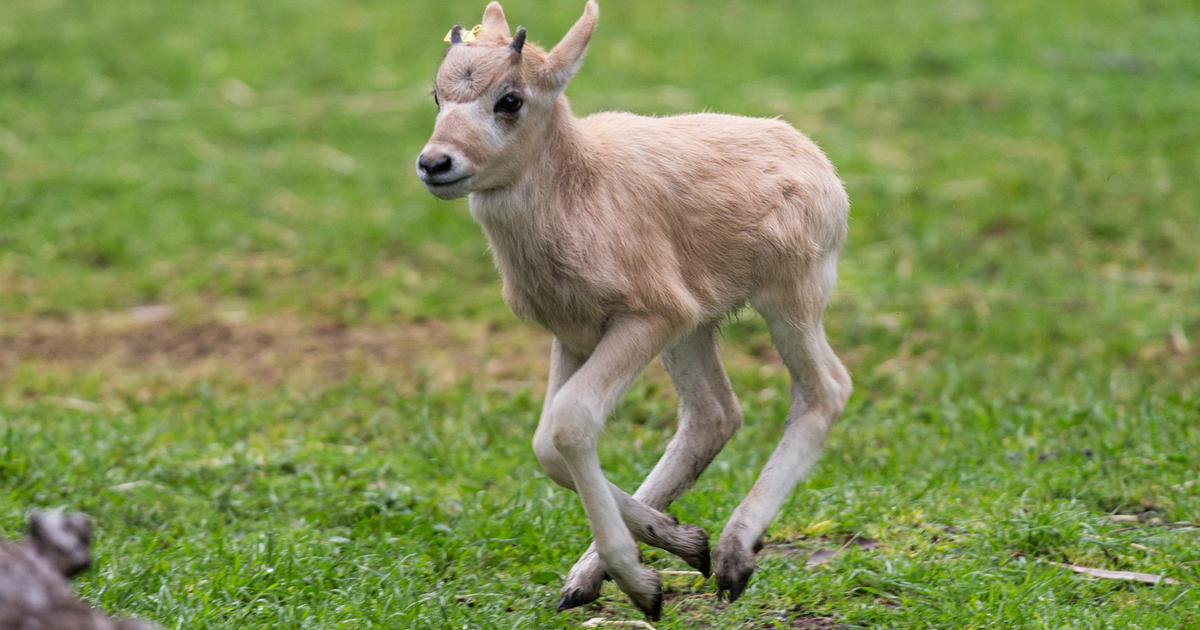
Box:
[534,332,723,611]
[714,259,852,601]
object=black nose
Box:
[418,152,453,176]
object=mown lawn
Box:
[1,0,1197,628]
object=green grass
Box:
[2,0,1198,628]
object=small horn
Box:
[450,25,464,45]
[510,27,526,54]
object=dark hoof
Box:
[691,540,712,578]
[677,523,712,578]
[557,586,601,612]
[714,541,756,602]
[558,554,608,612]
[617,565,664,621]
[715,570,753,602]
[629,589,663,621]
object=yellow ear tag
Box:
[444,24,483,44]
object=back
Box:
[570,111,849,311]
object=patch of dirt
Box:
[759,613,841,629]
[578,582,844,629]
[758,541,811,560]
[755,612,841,629]
[0,312,554,391]
[0,309,797,396]
[759,535,879,567]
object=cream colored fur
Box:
[417,1,851,620]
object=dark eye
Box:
[433,91,440,110]
[494,93,523,115]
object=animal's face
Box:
[416,1,597,199]
[418,33,550,200]
[29,511,93,578]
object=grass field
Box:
[2,0,1198,627]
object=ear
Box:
[29,511,93,578]
[481,1,511,38]
[546,0,598,89]
[29,511,48,543]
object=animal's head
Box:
[416,1,598,199]
[29,511,93,578]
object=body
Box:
[472,105,848,355]
[418,2,852,619]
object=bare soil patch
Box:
[0,312,553,391]
[762,612,841,629]
[0,309,790,398]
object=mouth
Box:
[423,174,471,188]
[420,172,474,200]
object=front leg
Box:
[558,322,742,610]
[534,333,711,612]
[541,317,677,620]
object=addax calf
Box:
[0,512,158,630]
[416,1,851,619]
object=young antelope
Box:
[416,1,851,619]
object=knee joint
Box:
[531,429,559,468]
[532,429,573,488]
[721,399,744,438]
[548,397,600,456]
[831,366,852,413]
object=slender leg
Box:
[713,272,852,601]
[559,323,743,610]
[641,323,744,507]
[534,337,714,578]
[542,316,677,619]
[532,337,584,488]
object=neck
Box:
[538,97,589,183]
